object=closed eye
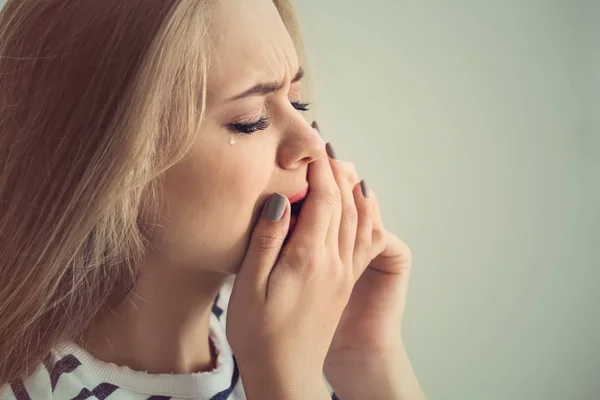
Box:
[230,116,270,134]
[291,101,310,112]
[230,101,311,135]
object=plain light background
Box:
[295,1,599,400]
[1,0,597,399]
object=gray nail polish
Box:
[360,180,370,198]
[311,120,320,133]
[326,142,337,160]
[266,193,287,221]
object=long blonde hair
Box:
[0,0,303,382]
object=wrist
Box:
[239,362,330,400]
[325,341,403,371]
[324,346,401,384]
[324,345,426,400]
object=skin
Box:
[87,2,425,398]
[86,0,323,374]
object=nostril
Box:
[299,155,313,164]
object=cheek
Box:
[143,144,273,271]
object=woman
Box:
[0,0,426,398]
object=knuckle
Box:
[402,243,414,264]
[357,199,372,218]
[304,249,321,267]
[338,161,355,174]
[282,243,305,262]
[331,161,345,176]
[394,250,414,277]
[256,232,285,252]
[327,255,343,274]
[319,189,341,207]
[331,253,348,273]
[286,245,322,273]
[334,268,353,295]
[356,227,372,246]
[342,204,358,224]
[345,162,358,180]
[302,249,323,276]
[372,228,385,245]
[354,245,370,266]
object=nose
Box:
[277,119,326,170]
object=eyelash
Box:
[230,101,311,134]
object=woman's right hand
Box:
[226,155,373,399]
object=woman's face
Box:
[146,0,325,274]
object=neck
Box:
[84,258,230,374]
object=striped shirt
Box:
[1,279,339,400]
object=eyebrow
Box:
[227,67,305,101]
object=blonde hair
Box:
[0,0,303,383]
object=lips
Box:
[288,186,308,216]
[288,186,308,204]
[287,186,308,233]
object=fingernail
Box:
[325,142,337,160]
[266,193,287,221]
[311,120,320,134]
[360,180,370,198]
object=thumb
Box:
[236,193,290,298]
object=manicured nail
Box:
[360,180,370,198]
[325,142,337,160]
[311,120,320,134]
[266,193,287,221]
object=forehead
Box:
[205,0,300,102]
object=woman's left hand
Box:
[325,157,414,370]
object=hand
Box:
[324,155,414,369]
[322,150,424,400]
[226,155,375,400]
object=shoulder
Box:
[0,361,53,400]
[0,351,108,400]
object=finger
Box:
[237,193,290,298]
[330,160,359,267]
[352,180,373,277]
[344,162,360,187]
[290,155,341,246]
[369,190,387,260]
